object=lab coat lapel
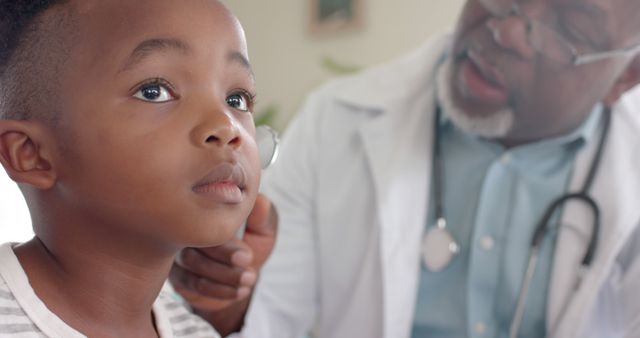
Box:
[548,103,640,337]
[546,133,599,336]
[334,34,450,337]
[358,93,434,338]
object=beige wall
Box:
[223,1,465,130]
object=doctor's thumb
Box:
[243,193,279,269]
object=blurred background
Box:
[0,0,464,242]
[225,0,465,130]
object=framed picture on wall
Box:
[309,0,364,35]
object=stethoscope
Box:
[256,125,280,169]
[421,104,611,338]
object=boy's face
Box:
[50,0,260,247]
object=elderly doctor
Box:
[170,0,640,337]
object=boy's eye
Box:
[133,83,174,103]
[226,93,251,112]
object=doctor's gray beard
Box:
[435,58,514,139]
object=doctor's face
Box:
[444,0,640,143]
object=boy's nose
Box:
[193,109,242,150]
[486,15,536,61]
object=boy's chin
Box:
[183,233,230,250]
[185,218,246,248]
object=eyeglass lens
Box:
[478,0,581,64]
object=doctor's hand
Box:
[169,194,278,334]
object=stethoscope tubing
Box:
[431,104,611,338]
[508,106,611,338]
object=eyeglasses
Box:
[478,0,640,66]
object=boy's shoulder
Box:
[0,280,46,338]
[153,286,222,338]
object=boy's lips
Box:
[458,50,508,104]
[193,163,247,204]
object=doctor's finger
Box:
[170,264,240,300]
[176,248,256,287]
[242,194,278,270]
[196,240,254,268]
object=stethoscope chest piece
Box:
[422,218,459,272]
[256,125,280,169]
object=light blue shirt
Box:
[411,105,603,338]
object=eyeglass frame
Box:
[480,0,640,66]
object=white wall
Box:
[223,0,465,130]
[0,2,465,243]
[0,171,32,243]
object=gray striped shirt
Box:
[0,243,220,337]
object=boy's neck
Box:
[14,233,176,337]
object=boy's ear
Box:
[0,120,57,189]
[604,55,640,106]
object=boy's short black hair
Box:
[0,1,66,75]
[0,0,70,121]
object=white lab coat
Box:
[239,34,640,338]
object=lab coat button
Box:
[501,153,512,164]
[474,322,487,335]
[480,236,495,251]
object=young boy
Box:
[0,0,261,336]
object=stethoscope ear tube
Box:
[574,194,600,267]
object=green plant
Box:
[254,104,278,127]
[321,56,362,75]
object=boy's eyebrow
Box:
[228,51,255,81]
[120,38,191,72]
